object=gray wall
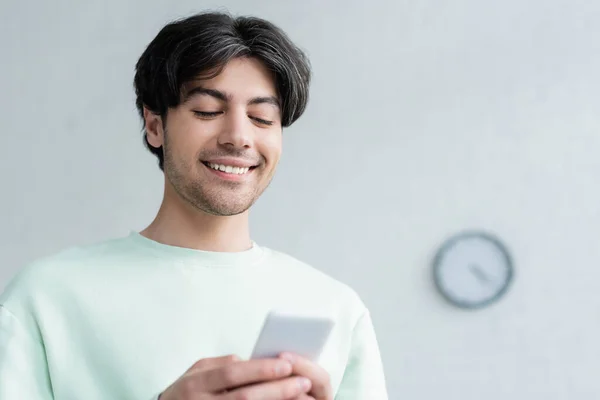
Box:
[2,0,599,398]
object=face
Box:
[145,57,282,216]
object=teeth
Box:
[207,163,250,175]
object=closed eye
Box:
[193,111,273,126]
[251,116,274,126]
[193,111,223,118]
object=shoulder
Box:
[262,247,367,313]
[0,234,134,307]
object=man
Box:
[0,11,388,400]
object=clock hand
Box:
[468,264,492,285]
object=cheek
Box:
[265,132,282,156]
[166,122,207,161]
[261,132,283,164]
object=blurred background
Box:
[1,0,599,398]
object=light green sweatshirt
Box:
[0,232,388,399]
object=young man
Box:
[0,11,388,400]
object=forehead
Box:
[184,57,278,102]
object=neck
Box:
[140,181,252,253]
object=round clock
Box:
[432,231,514,309]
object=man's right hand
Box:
[158,355,315,400]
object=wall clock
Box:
[432,231,514,309]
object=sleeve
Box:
[0,305,55,399]
[335,310,389,400]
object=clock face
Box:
[432,231,514,309]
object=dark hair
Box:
[133,11,312,170]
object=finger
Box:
[279,353,333,399]
[292,396,316,400]
[186,354,241,373]
[222,376,312,400]
[201,358,294,392]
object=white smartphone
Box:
[250,311,335,362]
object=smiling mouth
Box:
[201,161,258,175]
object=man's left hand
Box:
[278,353,333,400]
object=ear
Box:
[144,107,164,149]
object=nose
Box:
[217,109,252,149]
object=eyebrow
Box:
[183,86,280,109]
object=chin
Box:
[203,205,251,217]
[191,197,256,216]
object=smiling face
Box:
[144,57,283,216]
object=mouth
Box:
[201,161,258,178]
